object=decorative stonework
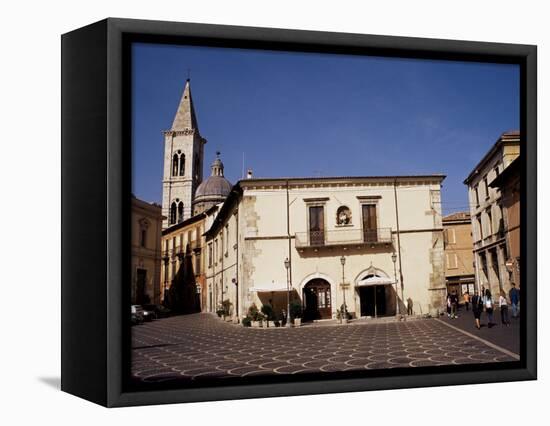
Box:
[163,129,195,136]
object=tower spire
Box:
[171,79,199,132]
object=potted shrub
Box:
[247,303,263,327]
[261,303,274,327]
[241,316,252,327]
[290,300,302,327]
[337,303,350,324]
[222,299,232,321]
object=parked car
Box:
[131,305,144,325]
[132,304,156,322]
[142,304,171,319]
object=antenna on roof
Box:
[241,152,245,179]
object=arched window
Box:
[170,202,177,224]
[172,154,179,176]
[178,202,184,223]
[179,154,185,176]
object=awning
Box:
[357,275,395,287]
[248,283,289,292]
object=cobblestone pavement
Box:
[131,313,517,384]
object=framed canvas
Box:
[61,18,537,407]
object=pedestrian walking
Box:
[471,290,483,330]
[450,291,458,319]
[509,283,520,319]
[463,291,470,311]
[499,291,510,326]
[484,289,495,328]
[446,293,452,317]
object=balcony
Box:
[295,228,393,251]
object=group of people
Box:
[470,283,520,329]
[446,283,520,330]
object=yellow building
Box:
[443,212,475,297]
[131,196,163,304]
[464,130,520,297]
[161,205,222,313]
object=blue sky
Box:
[132,43,519,215]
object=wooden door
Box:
[362,204,378,242]
[303,279,332,320]
[309,206,325,246]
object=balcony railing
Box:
[295,228,393,249]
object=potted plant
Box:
[221,299,232,321]
[261,303,274,327]
[290,300,302,327]
[241,316,252,327]
[247,303,263,327]
[337,303,349,324]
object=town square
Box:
[130,44,521,384]
[132,312,519,384]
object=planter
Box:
[293,318,301,327]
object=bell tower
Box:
[162,79,206,229]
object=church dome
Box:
[195,175,232,199]
[193,153,232,214]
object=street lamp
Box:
[392,252,399,315]
[340,256,347,318]
[284,257,291,327]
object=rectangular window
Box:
[308,205,325,246]
[446,253,458,269]
[476,214,483,240]
[219,233,224,261]
[208,243,213,268]
[195,251,201,274]
[140,229,147,247]
[486,208,493,236]
[474,185,480,206]
[483,176,489,200]
[448,228,456,244]
[362,204,378,242]
[225,224,229,255]
[214,239,218,264]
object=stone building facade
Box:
[131,196,163,304]
[490,156,520,288]
[443,212,475,297]
[464,131,520,297]
[204,175,447,322]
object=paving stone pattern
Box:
[131,313,516,384]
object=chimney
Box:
[246,169,253,179]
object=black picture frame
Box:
[61,17,537,407]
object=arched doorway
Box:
[355,266,395,318]
[303,279,332,321]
